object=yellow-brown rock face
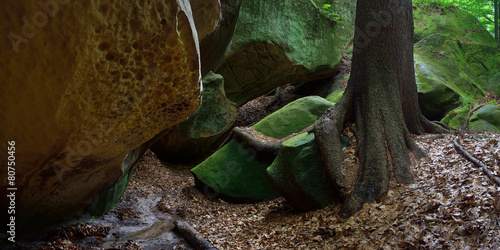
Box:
[0,0,202,233]
[190,0,221,41]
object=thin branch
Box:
[175,220,218,250]
[453,137,500,186]
[459,104,485,135]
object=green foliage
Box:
[457,95,477,106]
[306,0,341,22]
[320,3,341,22]
[413,0,496,36]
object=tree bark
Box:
[315,0,437,217]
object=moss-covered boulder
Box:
[413,5,500,119]
[486,73,500,95]
[440,104,472,129]
[441,104,500,132]
[267,133,331,211]
[192,96,333,201]
[253,96,334,139]
[151,72,238,162]
[191,140,280,201]
[215,0,356,106]
[470,105,500,132]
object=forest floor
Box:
[25,54,500,249]
[33,92,500,249]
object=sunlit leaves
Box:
[413,0,497,35]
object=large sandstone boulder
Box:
[150,0,243,163]
[215,0,356,106]
[198,0,242,76]
[413,5,500,119]
[0,0,208,234]
[151,72,238,162]
[191,96,333,201]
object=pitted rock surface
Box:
[0,0,207,233]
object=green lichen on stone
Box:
[267,132,331,211]
[413,6,497,46]
[326,89,344,103]
[482,72,500,96]
[441,104,500,132]
[191,140,279,201]
[253,96,334,139]
[413,5,500,119]
[191,96,336,202]
[178,72,237,138]
[469,105,500,132]
[441,104,472,129]
[216,0,356,105]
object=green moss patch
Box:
[413,5,500,119]
[470,105,500,132]
[253,96,334,139]
[191,140,279,201]
[267,133,331,211]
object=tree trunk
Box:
[315,0,440,217]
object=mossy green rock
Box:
[253,96,334,139]
[326,89,345,103]
[151,72,238,162]
[413,5,500,119]
[486,73,500,95]
[215,0,356,106]
[192,96,333,201]
[191,140,279,201]
[441,104,472,129]
[470,105,500,132]
[267,133,331,211]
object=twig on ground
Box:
[174,220,218,250]
[453,137,500,186]
[461,104,485,133]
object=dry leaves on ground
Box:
[153,132,500,249]
[34,132,500,249]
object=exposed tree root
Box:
[421,114,451,134]
[314,92,353,200]
[453,137,500,186]
[432,121,455,131]
[231,125,316,155]
[232,127,281,155]
[461,104,486,132]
